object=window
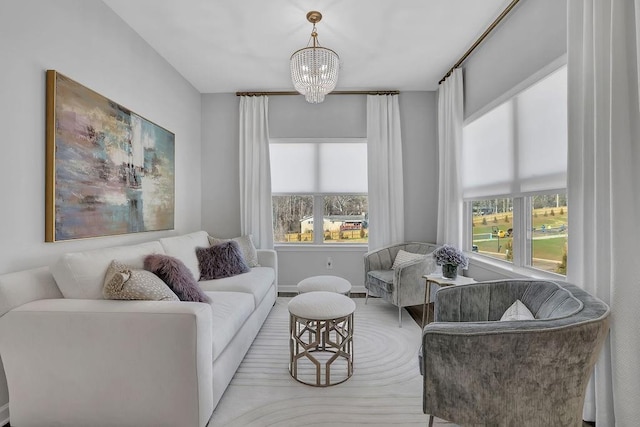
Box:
[471,198,514,261]
[270,138,368,244]
[530,193,567,273]
[463,64,568,275]
[272,195,314,243]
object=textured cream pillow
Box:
[500,299,535,321]
[208,235,259,267]
[103,260,179,301]
[392,250,426,269]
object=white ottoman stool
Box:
[297,275,352,295]
[288,291,356,387]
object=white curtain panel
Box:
[436,68,464,248]
[567,0,640,424]
[366,95,404,250]
[239,96,274,249]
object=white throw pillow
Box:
[159,231,211,281]
[208,235,259,267]
[500,299,535,321]
[51,240,165,299]
[392,250,425,269]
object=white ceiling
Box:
[102,0,513,94]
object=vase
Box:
[442,264,458,279]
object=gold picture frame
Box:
[45,70,175,242]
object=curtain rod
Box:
[236,90,399,97]
[439,0,521,84]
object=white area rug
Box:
[209,297,438,427]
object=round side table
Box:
[288,291,356,387]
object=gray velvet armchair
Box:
[364,242,439,327]
[420,279,610,427]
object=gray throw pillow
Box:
[103,260,179,301]
[208,234,259,267]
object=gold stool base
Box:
[289,312,354,387]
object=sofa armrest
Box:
[257,249,278,289]
[0,299,213,427]
[393,258,432,306]
[0,266,62,317]
[256,249,276,269]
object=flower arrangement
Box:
[433,245,469,269]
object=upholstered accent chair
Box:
[364,242,439,327]
[420,279,610,427]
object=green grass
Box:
[473,235,566,260]
[532,236,566,260]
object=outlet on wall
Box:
[326,257,333,269]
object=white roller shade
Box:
[270,143,315,193]
[319,143,367,192]
[462,102,514,198]
[270,139,367,194]
[516,67,568,193]
[462,66,567,200]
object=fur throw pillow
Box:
[196,240,250,280]
[144,255,210,303]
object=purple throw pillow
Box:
[144,254,210,303]
[196,240,251,280]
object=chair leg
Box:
[365,289,369,305]
[428,415,434,427]
[398,306,402,328]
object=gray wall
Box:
[201,93,241,236]
[201,92,438,291]
[0,0,203,418]
[463,0,567,120]
[0,0,203,277]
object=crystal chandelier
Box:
[290,11,339,104]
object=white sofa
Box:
[0,231,277,427]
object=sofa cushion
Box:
[366,270,395,293]
[144,255,210,303]
[199,267,275,308]
[206,291,255,361]
[208,235,259,267]
[159,231,210,281]
[0,267,63,317]
[103,260,178,301]
[196,241,250,280]
[51,241,165,299]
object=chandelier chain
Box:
[290,11,339,103]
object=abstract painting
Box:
[45,70,175,242]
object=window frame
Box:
[270,138,368,247]
[462,57,568,277]
[465,193,567,278]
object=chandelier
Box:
[290,11,340,104]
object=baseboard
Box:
[0,402,9,427]
[278,284,367,295]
